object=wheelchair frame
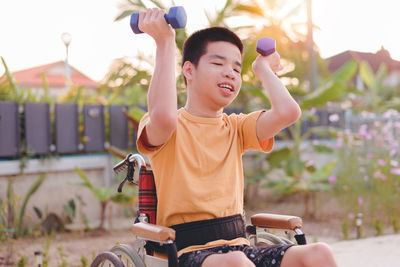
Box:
[91,153,306,267]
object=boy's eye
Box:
[234,69,241,73]
[212,62,222,66]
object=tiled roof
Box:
[11,61,99,89]
[327,47,400,73]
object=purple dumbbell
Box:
[256,37,276,56]
[130,6,187,34]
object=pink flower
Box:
[348,213,355,220]
[336,138,343,148]
[358,125,368,137]
[329,114,339,122]
[390,168,400,176]
[305,160,314,167]
[358,197,363,205]
[328,176,337,183]
[378,159,386,166]
[374,171,386,180]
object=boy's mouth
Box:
[218,83,234,92]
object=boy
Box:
[136,8,338,267]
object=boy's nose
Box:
[223,69,235,80]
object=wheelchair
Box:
[91,152,307,267]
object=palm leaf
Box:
[375,63,387,90]
[308,160,337,183]
[266,147,291,168]
[1,57,19,101]
[75,167,94,190]
[359,61,375,90]
[92,188,114,202]
[40,72,51,103]
[233,3,264,17]
[17,173,47,236]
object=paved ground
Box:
[330,234,400,267]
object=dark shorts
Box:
[178,244,294,267]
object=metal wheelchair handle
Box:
[113,154,146,174]
[114,154,146,192]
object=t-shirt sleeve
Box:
[238,110,274,153]
[136,113,159,156]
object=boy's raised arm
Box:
[252,52,302,142]
[138,8,178,147]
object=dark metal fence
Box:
[0,101,141,158]
[2,102,395,158]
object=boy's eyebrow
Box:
[208,54,242,68]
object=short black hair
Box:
[182,27,243,69]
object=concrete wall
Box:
[0,154,130,230]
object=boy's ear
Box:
[182,61,194,82]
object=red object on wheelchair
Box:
[138,166,157,224]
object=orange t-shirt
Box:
[137,108,273,255]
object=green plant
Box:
[252,61,358,217]
[16,255,27,267]
[341,217,349,240]
[1,57,53,104]
[63,198,76,224]
[74,167,137,230]
[0,174,47,239]
[16,174,47,237]
[356,61,389,112]
[57,245,68,267]
[42,234,51,267]
[0,57,19,102]
[80,255,88,267]
[332,109,400,231]
[373,218,384,236]
[391,214,399,233]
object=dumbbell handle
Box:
[130,6,187,34]
[256,37,276,56]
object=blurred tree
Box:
[356,61,400,112]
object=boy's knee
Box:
[203,251,254,267]
[303,242,335,266]
[225,251,254,267]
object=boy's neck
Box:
[184,102,223,118]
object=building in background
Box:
[327,47,400,90]
[12,61,99,98]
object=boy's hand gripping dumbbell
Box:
[130,6,187,34]
[255,36,283,73]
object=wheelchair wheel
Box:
[90,251,124,267]
[278,236,294,245]
[249,233,293,246]
[110,244,145,267]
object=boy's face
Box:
[186,41,242,109]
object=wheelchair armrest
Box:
[250,213,302,231]
[132,222,176,242]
